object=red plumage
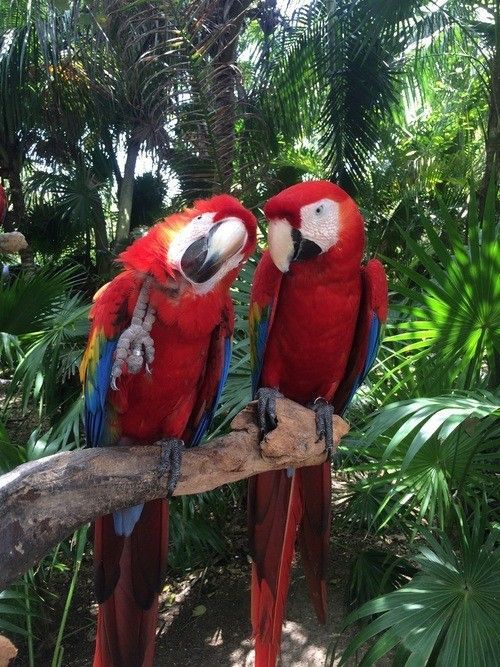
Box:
[81,195,256,666]
[249,181,388,665]
[0,184,7,225]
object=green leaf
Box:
[192,604,207,617]
[333,510,500,666]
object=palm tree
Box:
[241,0,494,198]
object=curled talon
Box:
[110,277,156,386]
[311,398,335,456]
[256,387,283,436]
[155,438,184,498]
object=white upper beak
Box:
[268,219,295,273]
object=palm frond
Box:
[330,508,500,666]
[0,266,82,336]
[345,391,500,532]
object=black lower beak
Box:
[291,228,322,262]
[180,223,226,283]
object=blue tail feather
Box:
[113,504,144,537]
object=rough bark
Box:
[5,155,34,269]
[114,137,141,247]
[0,636,17,667]
[0,399,348,590]
[0,231,27,253]
[194,0,253,192]
[92,196,111,278]
[211,1,252,191]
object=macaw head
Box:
[263,180,365,273]
[120,194,256,294]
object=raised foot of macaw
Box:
[155,438,184,497]
[255,387,283,436]
[311,398,335,457]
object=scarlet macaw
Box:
[80,195,256,667]
[0,184,7,225]
[248,180,388,666]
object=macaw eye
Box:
[195,215,203,221]
[315,205,324,215]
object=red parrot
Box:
[248,180,388,666]
[0,184,7,225]
[80,194,256,667]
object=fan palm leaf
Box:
[330,509,500,666]
[344,391,500,532]
[370,181,500,405]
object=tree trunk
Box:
[7,155,34,270]
[208,0,253,192]
[114,137,141,249]
[102,126,123,194]
[93,196,111,278]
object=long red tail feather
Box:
[249,470,302,667]
[297,462,331,624]
[93,499,169,667]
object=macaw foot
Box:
[256,387,283,436]
[311,398,335,457]
[155,438,184,498]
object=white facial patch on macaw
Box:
[299,198,340,252]
[268,219,295,273]
[168,212,247,294]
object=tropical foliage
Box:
[0,0,498,664]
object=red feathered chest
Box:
[108,283,228,442]
[261,257,362,404]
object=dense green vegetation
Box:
[1,0,499,664]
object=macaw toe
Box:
[311,398,335,457]
[155,438,184,497]
[256,387,283,436]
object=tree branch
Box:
[0,399,348,590]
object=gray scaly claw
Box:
[155,438,184,498]
[110,277,156,389]
[256,387,283,436]
[312,398,335,458]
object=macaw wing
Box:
[79,276,132,448]
[0,185,7,225]
[185,302,234,448]
[334,258,388,414]
[249,251,283,397]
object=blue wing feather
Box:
[251,303,273,397]
[363,313,380,376]
[343,313,382,411]
[83,337,117,447]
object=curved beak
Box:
[268,220,322,273]
[180,217,247,284]
[291,228,322,262]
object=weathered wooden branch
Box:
[0,399,348,590]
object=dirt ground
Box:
[153,549,358,667]
[61,546,362,667]
[59,499,388,667]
